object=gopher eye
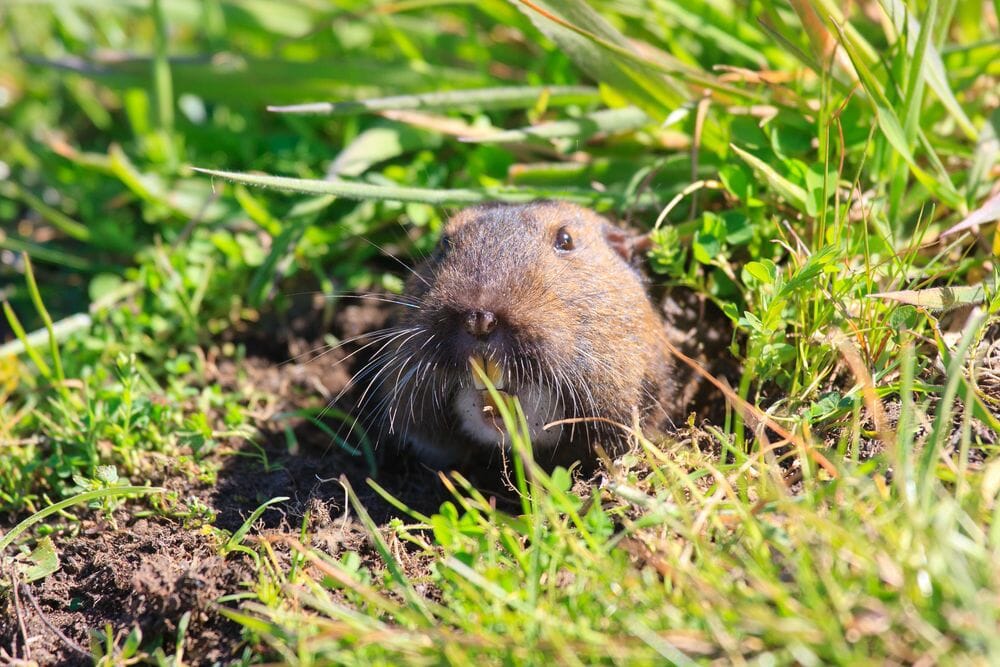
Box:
[433,234,454,260]
[554,226,574,252]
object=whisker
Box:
[282,326,410,367]
[360,237,431,289]
[317,328,422,421]
[283,289,425,308]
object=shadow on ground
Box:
[1,289,737,664]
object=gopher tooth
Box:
[485,357,505,390]
[469,355,505,390]
[470,355,487,389]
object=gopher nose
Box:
[464,309,498,338]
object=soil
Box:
[0,294,457,665]
[1,289,995,665]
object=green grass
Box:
[1,0,999,663]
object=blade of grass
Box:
[0,486,164,553]
[756,11,824,77]
[833,20,964,211]
[0,235,94,271]
[920,313,987,508]
[730,144,808,212]
[878,0,978,140]
[515,0,687,117]
[343,476,434,623]
[889,0,937,221]
[867,284,988,309]
[941,190,1000,237]
[642,0,770,68]
[513,0,771,152]
[786,0,839,70]
[191,167,632,206]
[221,496,289,564]
[1,301,53,379]
[460,106,650,143]
[22,254,65,387]
[0,281,140,359]
[267,85,601,115]
[26,54,492,104]
[0,183,91,242]
[150,0,176,166]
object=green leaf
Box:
[191,167,624,206]
[803,164,836,218]
[330,124,439,178]
[95,465,119,485]
[730,144,808,212]
[88,273,124,302]
[721,301,740,322]
[718,163,762,206]
[779,245,838,297]
[744,260,776,285]
[692,230,722,264]
[741,310,767,333]
[461,106,651,143]
[16,537,60,584]
[807,392,847,420]
[832,21,964,210]
[267,85,601,115]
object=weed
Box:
[1,0,998,663]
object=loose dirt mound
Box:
[0,288,760,664]
[0,295,457,664]
[2,519,248,665]
[4,292,994,664]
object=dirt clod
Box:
[1,519,248,666]
[0,297,446,665]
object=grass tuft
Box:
[0,0,998,662]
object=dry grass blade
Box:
[653,328,840,477]
[941,190,1000,237]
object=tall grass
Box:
[1,0,998,662]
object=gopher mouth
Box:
[456,356,562,448]
[469,355,510,429]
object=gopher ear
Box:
[603,225,652,263]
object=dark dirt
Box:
[0,286,736,665]
[0,292,560,665]
[2,519,250,665]
[5,284,991,665]
[0,294,450,665]
[833,319,1000,466]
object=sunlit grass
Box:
[0,0,998,662]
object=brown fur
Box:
[365,201,677,470]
